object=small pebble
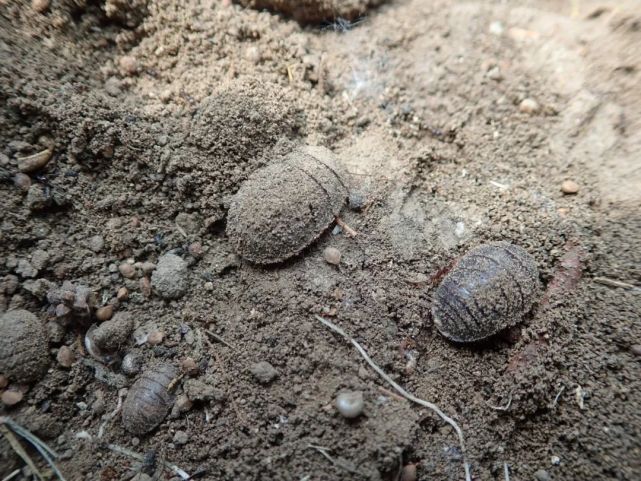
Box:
[519,98,540,114]
[2,390,24,406]
[119,262,136,279]
[140,277,152,297]
[188,242,204,258]
[323,247,341,266]
[173,430,189,445]
[32,0,50,13]
[630,344,641,357]
[88,235,105,253]
[119,55,138,75]
[180,357,198,376]
[151,253,188,300]
[400,464,417,481]
[121,353,142,376]
[550,455,561,466]
[141,262,156,275]
[174,394,193,413]
[250,361,278,384]
[561,180,579,195]
[534,469,551,481]
[13,173,31,192]
[117,287,129,301]
[336,391,364,418]
[56,346,75,368]
[204,281,214,291]
[147,331,164,345]
[348,191,365,211]
[0,375,8,389]
[96,305,114,321]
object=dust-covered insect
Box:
[122,363,179,435]
[226,145,347,264]
[432,243,540,342]
[0,310,49,383]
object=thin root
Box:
[486,393,512,411]
[98,390,126,438]
[335,217,358,237]
[307,444,360,475]
[314,315,472,481]
[1,469,21,481]
[504,462,510,481]
[107,443,191,480]
[593,277,640,291]
[552,386,565,408]
[205,329,237,350]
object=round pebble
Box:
[0,375,8,389]
[151,253,188,300]
[14,173,31,192]
[119,263,136,279]
[147,331,164,346]
[180,357,198,376]
[56,346,75,368]
[250,361,279,384]
[2,390,24,406]
[550,455,561,465]
[175,394,193,413]
[348,191,365,211]
[32,0,50,13]
[561,180,579,195]
[323,247,341,265]
[117,287,129,301]
[121,353,142,376]
[519,98,540,114]
[173,430,189,445]
[188,242,204,258]
[534,469,551,481]
[119,55,138,76]
[400,464,417,481]
[336,391,364,418]
[96,305,114,321]
[630,344,641,357]
[140,277,152,297]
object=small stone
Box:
[151,253,188,300]
[121,353,142,376]
[14,173,31,192]
[174,394,193,413]
[534,469,551,481]
[90,312,134,352]
[46,321,66,343]
[1,390,24,406]
[32,0,50,13]
[140,277,152,297]
[0,375,8,389]
[116,287,129,301]
[56,346,75,368]
[26,184,50,211]
[131,474,151,481]
[88,235,105,253]
[489,21,504,36]
[188,242,204,258]
[250,361,278,384]
[400,464,417,481]
[180,357,198,376]
[147,331,164,345]
[519,98,540,114]
[173,430,189,445]
[119,56,138,75]
[16,259,37,278]
[140,262,156,275]
[119,263,136,279]
[487,66,503,81]
[630,344,641,357]
[96,305,114,321]
[323,247,341,266]
[335,391,364,418]
[550,455,561,466]
[204,281,214,291]
[348,191,365,211]
[561,180,579,195]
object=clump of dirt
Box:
[1,0,640,480]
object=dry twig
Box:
[307,444,360,475]
[593,277,640,291]
[107,443,190,480]
[205,329,236,350]
[335,217,358,237]
[486,393,512,411]
[314,315,472,481]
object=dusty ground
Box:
[0,0,640,480]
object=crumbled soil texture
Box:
[1,0,640,480]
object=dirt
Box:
[0,0,640,480]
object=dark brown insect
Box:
[226,145,347,264]
[432,243,540,342]
[0,310,49,383]
[122,363,179,435]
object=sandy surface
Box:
[0,0,640,480]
